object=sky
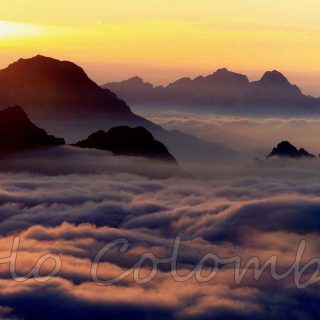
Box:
[0,0,320,95]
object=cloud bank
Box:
[140,109,320,157]
[0,149,319,319]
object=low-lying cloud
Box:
[0,149,319,319]
[141,109,320,157]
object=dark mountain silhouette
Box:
[0,56,237,163]
[102,69,320,115]
[0,106,64,153]
[267,141,315,159]
[0,55,132,118]
[250,71,304,105]
[75,126,177,163]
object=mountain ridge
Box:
[0,56,237,163]
[0,55,132,118]
[103,68,320,115]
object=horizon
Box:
[1,0,320,95]
[1,54,319,99]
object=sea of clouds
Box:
[140,108,320,158]
[0,113,320,319]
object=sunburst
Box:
[0,20,41,39]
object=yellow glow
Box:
[0,21,44,38]
[0,0,320,95]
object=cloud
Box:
[143,110,320,157]
[0,150,319,319]
[0,146,180,178]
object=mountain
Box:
[165,68,251,106]
[250,70,304,105]
[75,126,177,163]
[0,106,64,153]
[0,56,237,163]
[102,69,320,115]
[105,77,163,104]
[102,68,250,106]
[267,141,315,159]
[0,55,132,118]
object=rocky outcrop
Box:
[267,141,315,159]
[75,126,177,163]
[0,106,65,153]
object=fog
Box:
[0,158,319,319]
[0,113,320,319]
[134,107,320,158]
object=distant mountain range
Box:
[0,56,237,162]
[103,69,320,115]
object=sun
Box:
[0,20,42,39]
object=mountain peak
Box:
[0,106,65,153]
[125,76,153,88]
[260,70,290,85]
[21,54,55,62]
[0,55,132,117]
[12,55,61,66]
[216,67,229,73]
[206,68,249,84]
[267,141,315,159]
[6,55,89,81]
[103,76,154,93]
[0,105,31,127]
[127,76,144,83]
[2,105,27,116]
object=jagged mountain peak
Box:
[267,141,315,159]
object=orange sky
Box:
[0,0,320,96]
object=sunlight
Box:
[0,20,43,38]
